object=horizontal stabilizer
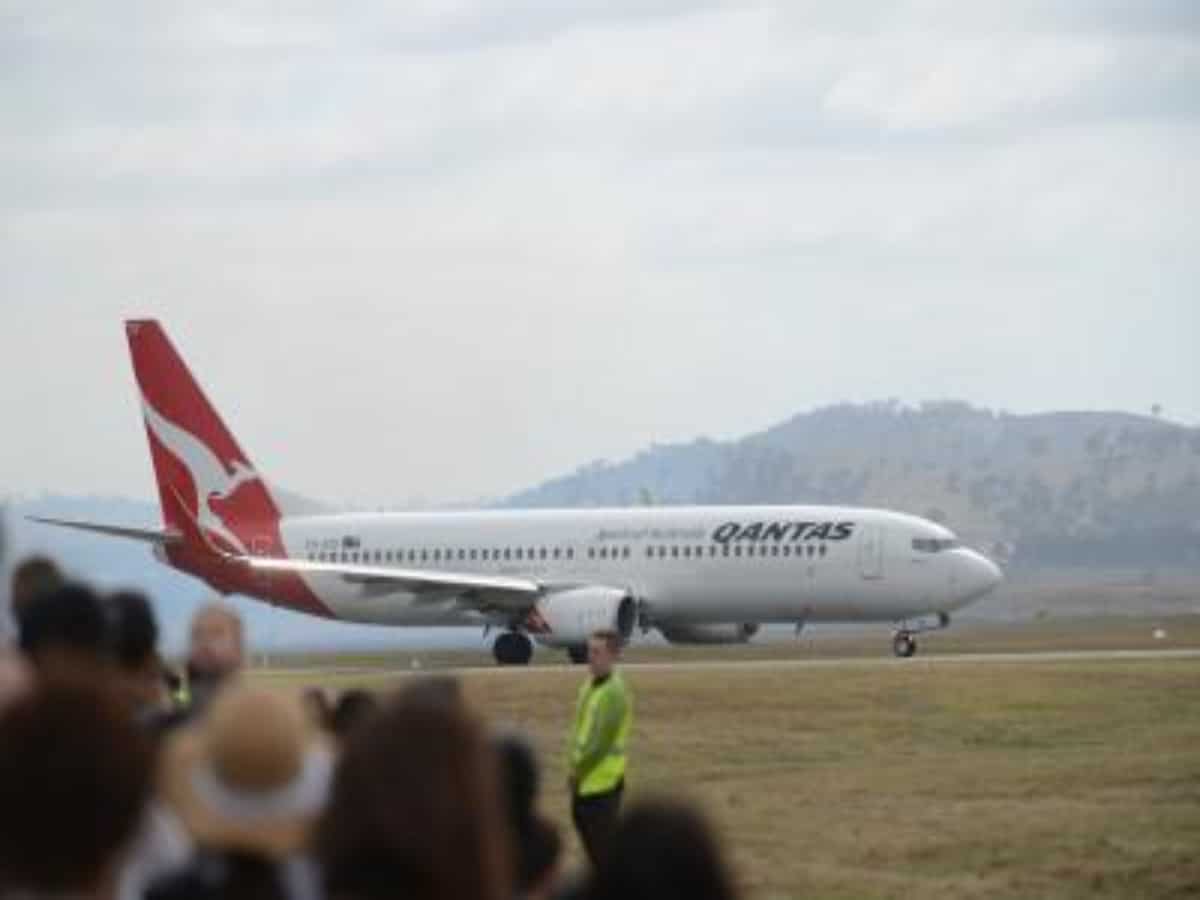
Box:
[26,515,181,545]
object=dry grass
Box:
[255,649,1200,899]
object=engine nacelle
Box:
[528,587,636,649]
[659,622,760,645]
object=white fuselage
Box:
[277,505,1002,631]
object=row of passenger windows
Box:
[308,542,830,564]
[643,543,828,559]
[312,546,577,564]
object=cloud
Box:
[1,1,1197,505]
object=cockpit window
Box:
[912,537,959,553]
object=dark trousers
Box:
[571,784,624,867]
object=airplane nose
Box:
[958,551,1004,600]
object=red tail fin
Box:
[126,320,281,556]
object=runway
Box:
[255,647,1200,681]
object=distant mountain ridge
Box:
[503,401,1200,566]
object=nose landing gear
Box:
[493,631,534,666]
[891,612,950,658]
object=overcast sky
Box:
[3,1,1198,508]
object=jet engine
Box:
[659,622,760,645]
[528,587,636,649]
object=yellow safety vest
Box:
[569,672,632,797]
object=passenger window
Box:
[734,546,742,557]
[683,546,691,558]
[539,548,547,560]
[671,546,679,558]
[515,548,523,560]
[567,548,574,560]
[553,547,561,560]
[470,549,477,560]
[504,548,511,560]
[646,546,654,558]
[623,546,630,559]
[722,545,730,557]
[819,544,827,557]
[772,545,779,557]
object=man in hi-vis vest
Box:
[567,628,633,866]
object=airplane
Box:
[30,320,1004,664]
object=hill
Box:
[504,401,1200,566]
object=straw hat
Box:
[159,682,333,858]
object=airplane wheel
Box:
[893,632,917,658]
[514,633,533,665]
[567,644,588,665]
[493,632,533,666]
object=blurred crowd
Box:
[0,553,741,900]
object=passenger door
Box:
[858,524,884,580]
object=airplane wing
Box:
[26,516,181,545]
[245,556,543,612]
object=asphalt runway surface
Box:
[257,647,1200,680]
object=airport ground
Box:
[251,615,1200,899]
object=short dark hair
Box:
[590,629,621,654]
[587,800,739,900]
[0,671,154,892]
[10,556,63,616]
[106,590,159,671]
[16,582,110,664]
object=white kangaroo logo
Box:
[141,397,260,554]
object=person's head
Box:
[17,581,111,671]
[586,800,739,900]
[107,590,166,711]
[108,590,159,670]
[0,670,154,896]
[587,629,621,678]
[159,683,333,860]
[329,688,378,741]
[10,555,63,620]
[317,690,512,900]
[187,600,244,681]
[493,731,562,897]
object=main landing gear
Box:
[892,631,917,658]
[493,631,533,666]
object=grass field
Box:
[253,625,1200,899]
